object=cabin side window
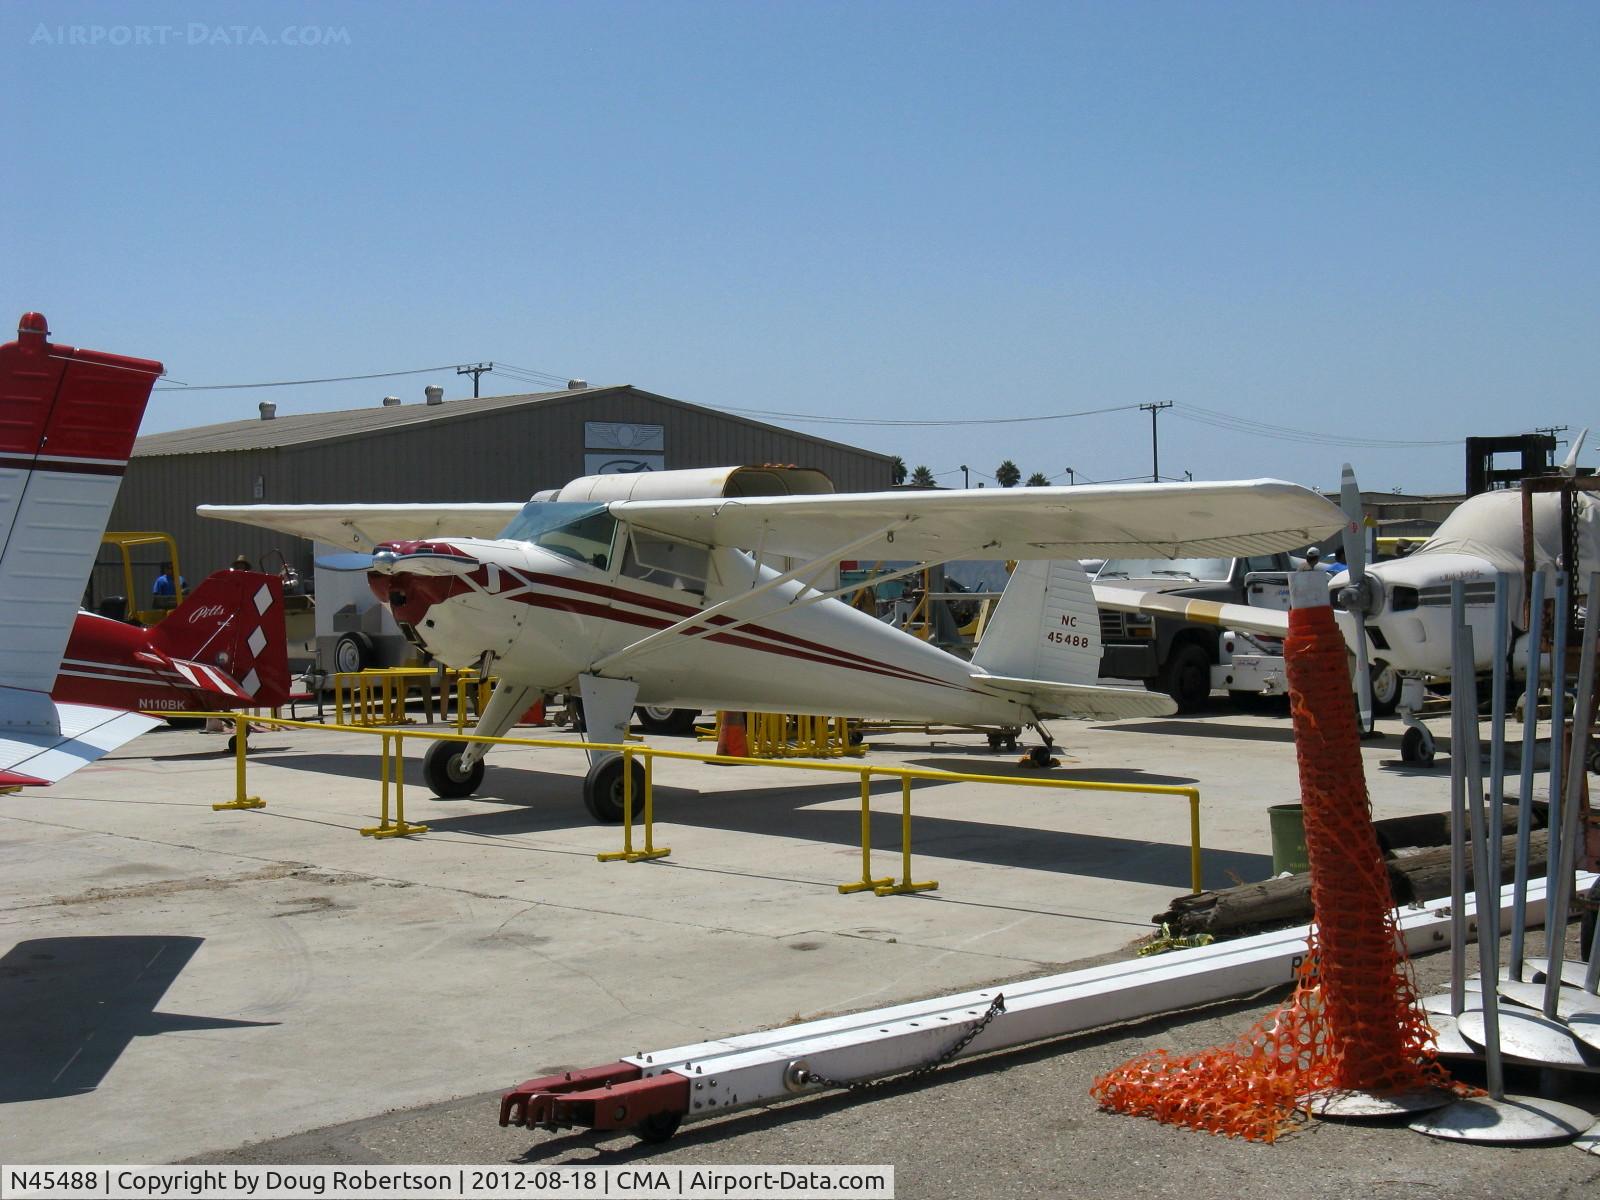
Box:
[622,531,710,596]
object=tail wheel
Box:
[583,755,647,823]
[424,738,484,798]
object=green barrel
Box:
[1268,803,1309,875]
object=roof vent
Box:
[567,379,588,390]
[382,395,402,407]
[424,385,444,405]
[259,401,277,421]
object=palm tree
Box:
[910,465,937,487]
[890,456,908,486]
[1026,472,1049,487]
[995,460,1022,488]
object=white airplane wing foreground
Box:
[197,503,524,550]
[613,479,1344,564]
[0,690,160,787]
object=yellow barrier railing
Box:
[153,710,1205,894]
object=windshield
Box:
[1096,557,1232,582]
[498,502,617,570]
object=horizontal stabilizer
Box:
[0,690,159,786]
[973,674,1177,721]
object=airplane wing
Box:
[1091,584,1292,640]
[197,503,525,550]
[0,692,160,786]
[613,479,1345,565]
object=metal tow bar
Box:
[500,1062,691,1143]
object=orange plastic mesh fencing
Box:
[1091,600,1462,1141]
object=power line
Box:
[1173,403,1459,448]
[154,363,470,392]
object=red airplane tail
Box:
[150,571,292,709]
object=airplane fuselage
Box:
[375,538,1042,727]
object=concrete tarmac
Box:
[1,703,1594,1192]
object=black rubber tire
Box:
[1370,660,1401,718]
[1400,726,1435,768]
[583,754,648,824]
[333,632,375,675]
[632,1111,682,1143]
[634,705,699,737]
[1160,643,1213,712]
[986,731,1018,751]
[1027,745,1055,768]
[424,738,484,798]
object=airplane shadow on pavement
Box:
[0,936,276,1103]
[256,751,1268,892]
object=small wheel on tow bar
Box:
[423,739,484,798]
[631,1111,683,1144]
[583,754,648,823]
[1400,726,1435,768]
[1026,744,1056,768]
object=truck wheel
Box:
[333,632,375,674]
[634,705,699,737]
[1161,643,1212,712]
[424,739,484,798]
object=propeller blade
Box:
[1353,622,1375,735]
[1561,427,1589,475]
[315,552,376,572]
[1339,463,1366,584]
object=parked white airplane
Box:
[1094,453,1596,765]
[203,467,1345,819]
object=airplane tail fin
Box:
[971,560,1103,685]
[968,560,1174,720]
[0,314,162,697]
[150,571,291,708]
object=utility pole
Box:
[1063,466,1075,485]
[960,464,970,489]
[1139,401,1173,482]
[457,362,493,398]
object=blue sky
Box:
[4,1,1595,494]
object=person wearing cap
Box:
[230,555,252,571]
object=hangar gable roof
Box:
[134,385,890,463]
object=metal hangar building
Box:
[111,384,896,580]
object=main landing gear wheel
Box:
[423,739,484,798]
[1370,660,1401,718]
[1400,726,1435,768]
[634,705,699,737]
[583,755,648,824]
[987,730,1019,752]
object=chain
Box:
[797,993,1006,1093]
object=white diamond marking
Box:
[241,669,260,697]
[247,627,267,659]
[254,584,272,614]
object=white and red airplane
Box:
[203,465,1346,820]
[0,314,290,787]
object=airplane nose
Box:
[371,570,457,627]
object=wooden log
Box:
[1156,829,1550,939]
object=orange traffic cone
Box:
[716,711,748,759]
